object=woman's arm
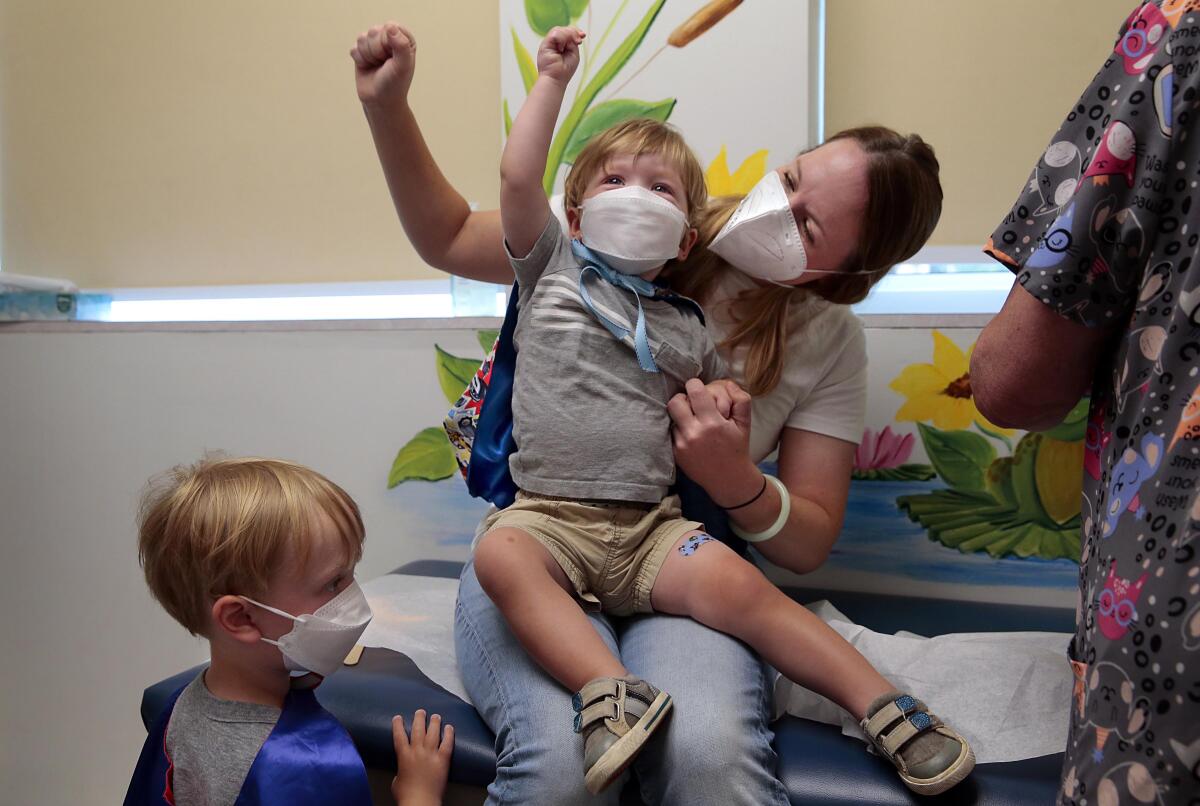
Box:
[668,381,852,574]
[972,281,1114,430]
[353,23,511,283]
[740,428,853,573]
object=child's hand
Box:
[352,22,417,108]
[536,26,585,84]
[391,709,454,806]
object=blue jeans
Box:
[454,560,790,805]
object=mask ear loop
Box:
[236,596,301,647]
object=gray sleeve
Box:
[699,330,728,382]
[506,213,572,290]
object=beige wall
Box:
[826,0,1136,246]
[0,1,501,288]
[1,1,1141,287]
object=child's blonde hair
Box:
[564,118,707,219]
[137,455,365,636]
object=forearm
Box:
[362,100,510,283]
[501,77,566,192]
[714,462,839,573]
[500,78,567,255]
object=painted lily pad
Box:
[898,488,1081,561]
[851,464,936,482]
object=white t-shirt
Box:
[549,193,867,459]
[704,268,868,461]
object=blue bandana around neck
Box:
[571,238,662,373]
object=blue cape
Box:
[124,682,372,806]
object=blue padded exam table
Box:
[141,560,1072,805]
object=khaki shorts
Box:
[481,492,703,616]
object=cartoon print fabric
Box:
[986,3,1200,803]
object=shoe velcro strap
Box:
[577,699,621,730]
[880,712,936,760]
[863,694,918,740]
[578,678,622,707]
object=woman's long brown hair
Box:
[663,126,943,396]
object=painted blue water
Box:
[829,479,1077,590]
[387,476,1078,590]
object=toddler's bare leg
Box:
[651,531,890,720]
[475,527,627,691]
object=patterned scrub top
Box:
[985,3,1200,803]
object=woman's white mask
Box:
[579,186,689,275]
[709,171,809,284]
[240,580,372,679]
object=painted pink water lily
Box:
[854,426,915,471]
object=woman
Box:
[352,23,942,805]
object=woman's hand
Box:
[668,378,761,506]
[352,23,417,109]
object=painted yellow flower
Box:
[706,146,768,197]
[889,330,1016,434]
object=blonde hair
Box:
[663,126,942,397]
[137,455,365,636]
[564,118,707,219]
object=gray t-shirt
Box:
[508,215,724,503]
[164,671,280,806]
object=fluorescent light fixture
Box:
[107,293,454,322]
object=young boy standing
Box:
[473,25,975,797]
[124,456,453,806]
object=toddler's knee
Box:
[699,559,770,627]
[472,530,515,597]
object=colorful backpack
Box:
[443,284,520,509]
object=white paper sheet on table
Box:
[775,601,1074,764]
[358,574,473,704]
[356,576,1073,763]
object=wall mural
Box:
[889,331,1086,564]
[384,1,1082,604]
[498,0,814,197]
[386,325,1085,603]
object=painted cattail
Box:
[668,0,744,48]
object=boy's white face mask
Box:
[579,186,689,275]
[709,171,809,284]
[241,580,372,679]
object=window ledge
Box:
[2,250,1011,324]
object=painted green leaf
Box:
[985,456,1018,509]
[526,0,565,35]
[851,464,936,482]
[543,0,668,193]
[562,98,676,163]
[1039,396,1090,442]
[503,98,513,138]
[974,420,1014,451]
[524,0,590,35]
[388,428,457,487]
[1009,432,1055,527]
[897,488,1080,562]
[476,329,500,354]
[512,28,537,94]
[917,423,996,493]
[436,345,482,406]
